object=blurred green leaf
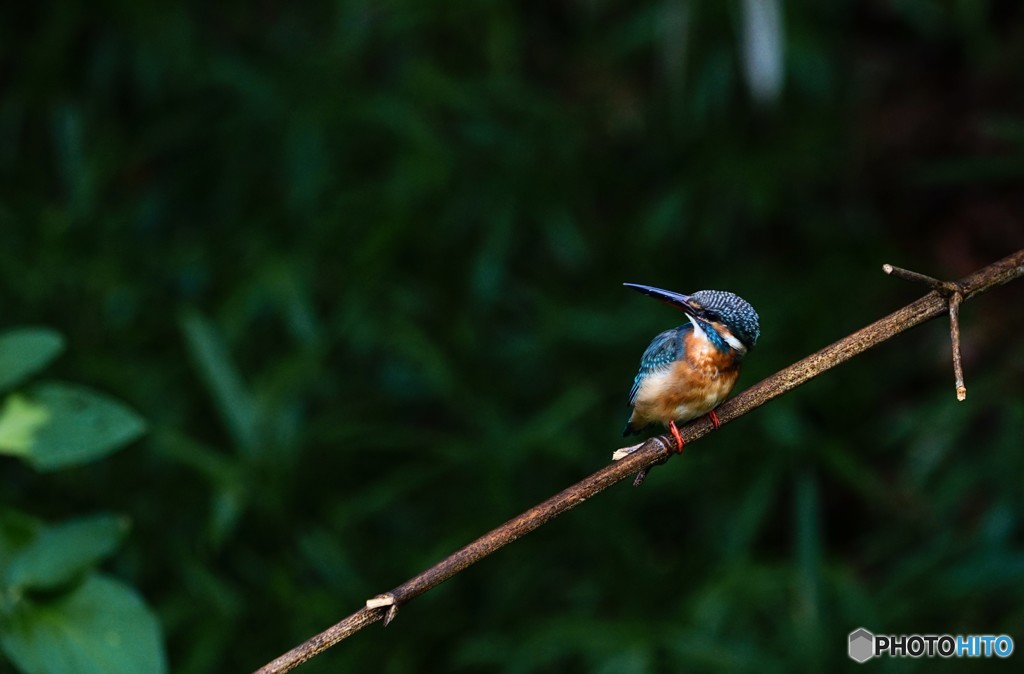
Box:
[0,511,40,577]
[3,514,128,593]
[0,575,167,674]
[0,394,49,457]
[19,382,146,471]
[0,328,64,393]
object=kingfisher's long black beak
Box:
[623,283,705,318]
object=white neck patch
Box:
[688,314,747,354]
[722,330,747,354]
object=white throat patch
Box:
[685,314,707,341]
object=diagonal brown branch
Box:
[255,249,1024,674]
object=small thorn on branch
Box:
[626,438,674,487]
[365,593,400,626]
[365,593,395,609]
[883,262,968,400]
[611,442,643,461]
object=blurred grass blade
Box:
[793,471,822,665]
[0,328,65,393]
[741,0,785,104]
[180,310,259,457]
[51,104,92,215]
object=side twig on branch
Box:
[949,292,967,400]
[255,249,1024,674]
[883,262,969,400]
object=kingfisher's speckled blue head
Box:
[623,283,760,351]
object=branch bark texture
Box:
[256,249,1024,674]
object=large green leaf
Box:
[18,382,146,471]
[3,514,128,593]
[0,575,167,674]
[0,329,65,393]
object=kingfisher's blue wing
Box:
[627,325,691,406]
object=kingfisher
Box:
[623,283,760,453]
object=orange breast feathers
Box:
[630,329,741,428]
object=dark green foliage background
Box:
[3,1,1024,671]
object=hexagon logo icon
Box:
[849,628,875,663]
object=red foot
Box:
[707,409,721,430]
[668,420,685,453]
